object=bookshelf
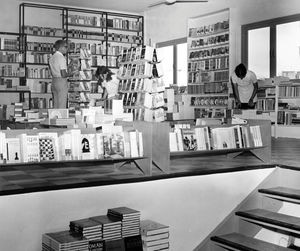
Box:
[187,9,230,119]
[19,3,144,109]
[257,78,300,137]
[118,45,165,122]
[0,32,31,109]
[67,48,98,109]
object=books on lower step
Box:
[169,124,263,152]
[141,220,170,251]
[0,126,144,164]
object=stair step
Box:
[236,208,300,236]
[258,187,300,204]
[211,232,294,251]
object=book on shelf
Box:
[18,134,40,163]
[188,20,229,37]
[38,132,60,161]
[81,133,96,160]
[0,132,7,163]
[6,137,21,163]
[0,37,19,50]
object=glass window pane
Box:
[156,46,173,87]
[248,27,270,78]
[177,43,187,86]
[277,21,300,78]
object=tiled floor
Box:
[0,137,298,196]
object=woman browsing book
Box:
[95,66,119,100]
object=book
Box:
[70,129,82,160]
[103,239,125,251]
[143,243,169,251]
[59,132,72,160]
[129,131,139,158]
[124,235,143,251]
[142,237,169,247]
[42,230,89,251]
[48,109,69,119]
[96,133,104,159]
[6,137,21,163]
[0,132,7,162]
[181,128,198,151]
[81,134,96,160]
[19,134,40,163]
[38,132,59,161]
[142,232,169,242]
[140,220,169,237]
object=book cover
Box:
[181,128,197,151]
[90,215,122,226]
[89,239,104,251]
[81,133,96,160]
[104,239,125,251]
[19,134,40,163]
[124,235,143,251]
[38,132,59,161]
[6,137,21,163]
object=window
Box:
[242,14,300,79]
[156,38,187,87]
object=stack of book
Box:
[90,215,122,241]
[140,220,170,251]
[69,218,103,241]
[42,230,89,251]
[107,207,141,238]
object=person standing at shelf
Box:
[231,63,258,109]
[95,65,118,100]
[49,40,69,108]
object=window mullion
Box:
[173,44,177,85]
[270,24,276,77]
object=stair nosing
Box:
[235,209,300,233]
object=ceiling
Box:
[25,0,165,13]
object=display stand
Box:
[170,119,271,163]
[115,120,170,175]
[225,119,271,162]
[0,127,148,173]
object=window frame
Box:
[156,37,187,85]
[241,13,300,78]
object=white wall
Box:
[144,0,300,72]
[0,168,274,251]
